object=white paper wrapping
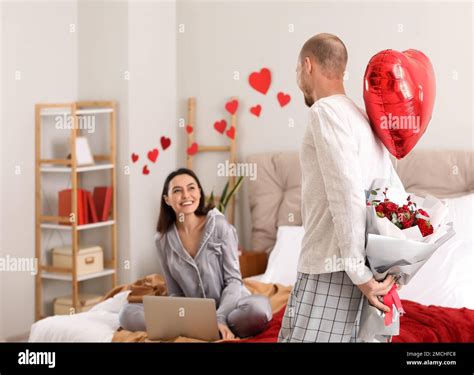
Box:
[358,179,456,342]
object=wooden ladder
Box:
[185,97,237,225]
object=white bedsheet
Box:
[28,291,129,342]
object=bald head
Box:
[299,33,348,79]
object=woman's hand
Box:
[218,323,238,340]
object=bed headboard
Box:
[246,149,473,253]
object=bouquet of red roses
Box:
[358,179,455,342]
[369,187,434,237]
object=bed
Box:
[29,149,474,342]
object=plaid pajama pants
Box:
[278,271,363,343]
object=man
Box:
[278,33,403,343]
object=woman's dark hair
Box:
[156,168,213,234]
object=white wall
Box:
[176,1,473,249]
[472,1,474,150]
[0,0,4,342]
[1,0,78,339]
[128,0,177,281]
[77,0,130,292]
[76,0,178,284]
[0,0,178,340]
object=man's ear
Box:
[304,56,313,74]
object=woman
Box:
[119,168,272,339]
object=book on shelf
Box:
[58,189,86,225]
[85,191,99,223]
[83,189,90,224]
[58,188,104,225]
[93,186,113,221]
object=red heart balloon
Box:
[363,49,436,159]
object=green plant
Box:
[207,176,244,214]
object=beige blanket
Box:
[103,274,291,343]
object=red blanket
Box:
[241,300,474,343]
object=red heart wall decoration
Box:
[131,153,139,163]
[250,105,261,117]
[249,68,271,95]
[277,92,291,107]
[187,142,199,155]
[214,120,227,134]
[160,136,171,150]
[225,99,239,115]
[226,127,235,140]
[147,148,159,163]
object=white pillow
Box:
[399,193,474,308]
[259,226,304,286]
[89,291,130,314]
[443,193,474,243]
[399,237,474,309]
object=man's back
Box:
[298,94,403,284]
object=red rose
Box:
[401,215,415,229]
[375,204,385,217]
[418,219,434,237]
[384,202,399,217]
[397,205,415,229]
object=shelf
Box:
[40,220,115,231]
[41,268,115,282]
[35,101,117,321]
[40,108,113,116]
[40,163,114,173]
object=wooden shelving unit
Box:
[34,101,117,321]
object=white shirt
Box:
[298,94,404,285]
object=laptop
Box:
[143,295,220,341]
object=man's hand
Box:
[357,275,396,313]
[396,281,402,291]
